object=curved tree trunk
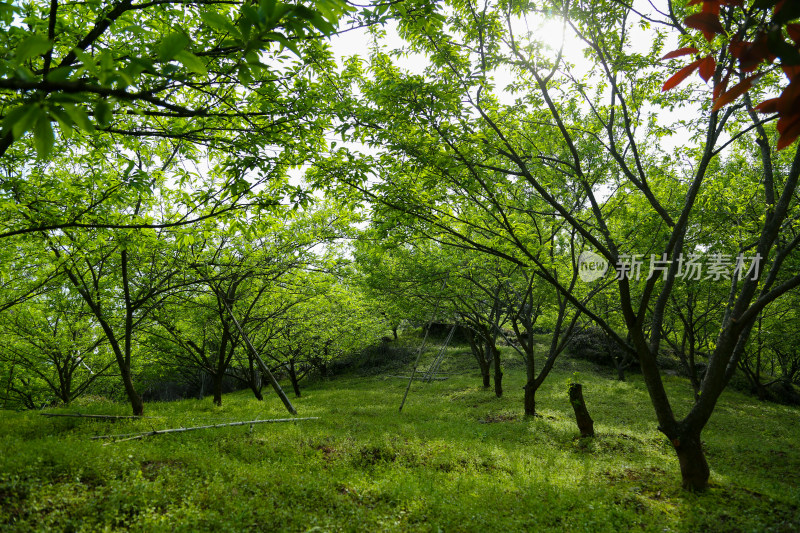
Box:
[121,363,144,416]
[249,369,263,401]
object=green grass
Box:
[1,349,799,532]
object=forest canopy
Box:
[0,0,799,500]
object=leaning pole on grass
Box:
[399,281,450,413]
[398,318,433,413]
[218,293,298,416]
[422,324,456,383]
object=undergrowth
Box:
[1,347,798,532]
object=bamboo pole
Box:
[398,321,433,413]
[387,375,449,381]
[423,324,456,382]
[217,294,298,415]
[40,413,153,420]
[92,417,319,443]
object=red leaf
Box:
[712,75,757,110]
[661,59,703,92]
[728,40,748,59]
[662,47,700,60]
[755,98,780,113]
[684,12,725,42]
[702,0,720,15]
[738,36,773,72]
[788,24,800,44]
[783,65,800,81]
[687,0,703,5]
[698,55,716,82]
[777,78,800,115]
[777,114,800,150]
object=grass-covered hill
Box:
[1,347,798,532]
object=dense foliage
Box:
[0,0,798,508]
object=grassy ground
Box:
[1,346,799,532]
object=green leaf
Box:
[241,5,260,24]
[265,31,300,56]
[199,11,240,36]
[72,48,96,74]
[175,50,207,75]
[33,112,54,159]
[94,100,112,127]
[0,2,18,25]
[238,64,253,85]
[259,0,277,19]
[49,107,74,140]
[1,105,37,139]
[239,6,257,40]
[157,32,190,62]
[45,66,73,83]
[14,34,52,65]
[61,104,94,132]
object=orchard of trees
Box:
[1,0,799,499]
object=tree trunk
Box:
[467,332,491,388]
[121,364,143,416]
[212,373,223,406]
[481,365,490,388]
[492,344,502,398]
[523,351,536,416]
[288,360,301,398]
[392,326,398,340]
[672,431,710,491]
[251,386,264,401]
[524,382,536,417]
[615,360,626,382]
[197,371,205,400]
[568,383,594,437]
[247,359,263,400]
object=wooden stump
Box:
[569,383,594,438]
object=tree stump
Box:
[569,382,594,438]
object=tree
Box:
[0,0,349,157]
[252,270,387,397]
[317,0,800,490]
[151,207,344,405]
[48,223,194,415]
[0,0,358,261]
[736,292,800,404]
[0,0,370,412]
[0,290,113,407]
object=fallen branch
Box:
[93,417,319,443]
[40,413,153,420]
[388,375,449,381]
